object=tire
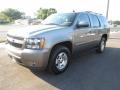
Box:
[96,37,106,53]
[47,45,71,74]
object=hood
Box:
[7,25,66,38]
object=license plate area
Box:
[12,57,16,63]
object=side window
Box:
[90,14,100,28]
[98,16,104,27]
[99,16,108,27]
[78,13,90,27]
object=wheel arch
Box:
[102,34,108,41]
[50,41,73,54]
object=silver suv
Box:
[6,11,110,74]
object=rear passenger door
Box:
[88,14,101,42]
[98,15,109,36]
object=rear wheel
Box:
[48,45,71,74]
[96,37,106,53]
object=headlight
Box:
[25,38,45,49]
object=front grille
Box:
[8,40,23,48]
[7,34,24,49]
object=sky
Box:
[0,0,119,20]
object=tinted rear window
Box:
[98,16,108,27]
[89,14,100,28]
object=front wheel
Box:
[96,37,106,53]
[47,45,71,74]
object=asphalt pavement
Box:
[0,32,120,90]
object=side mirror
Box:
[77,21,89,28]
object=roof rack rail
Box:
[85,11,92,13]
[85,11,103,16]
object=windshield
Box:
[41,13,76,26]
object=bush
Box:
[0,13,12,24]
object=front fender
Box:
[43,29,73,49]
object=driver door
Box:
[74,13,93,46]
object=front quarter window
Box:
[41,13,76,26]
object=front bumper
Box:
[6,44,50,69]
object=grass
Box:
[0,40,6,43]
[0,36,6,43]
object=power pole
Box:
[106,0,110,19]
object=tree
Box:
[0,12,12,24]
[47,8,57,16]
[1,8,24,20]
[36,8,57,19]
[113,21,120,25]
